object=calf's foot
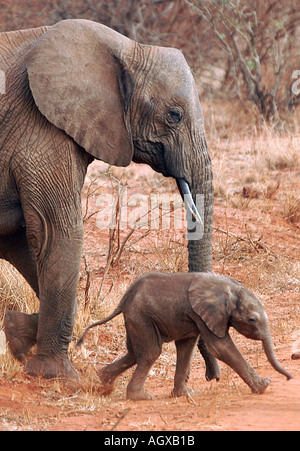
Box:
[126,388,152,401]
[171,384,194,398]
[251,377,271,394]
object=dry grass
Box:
[0,261,39,324]
[212,130,299,199]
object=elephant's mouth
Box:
[132,140,169,176]
[133,143,203,231]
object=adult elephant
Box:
[0,19,216,379]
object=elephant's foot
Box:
[171,384,194,398]
[205,363,221,382]
[126,388,153,401]
[97,368,115,396]
[204,357,221,382]
[197,337,221,381]
[4,311,38,362]
[24,354,78,379]
[250,377,271,394]
[99,382,114,396]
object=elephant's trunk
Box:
[262,332,293,380]
[185,137,214,273]
[179,136,218,379]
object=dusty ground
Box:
[0,131,299,431]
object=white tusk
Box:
[177,178,203,226]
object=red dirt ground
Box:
[0,366,299,431]
[0,206,299,431]
[0,158,299,431]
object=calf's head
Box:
[188,274,292,380]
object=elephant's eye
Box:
[248,318,256,324]
[168,108,182,124]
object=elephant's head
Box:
[189,274,293,380]
[25,19,213,272]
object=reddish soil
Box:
[0,185,299,430]
[0,364,300,431]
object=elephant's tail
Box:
[76,305,122,347]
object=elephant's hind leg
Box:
[99,352,137,395]
[0,227,39,295]
[0,228,39,361]
[4,311,38,362]
[97,332,138,396]
[126,322,162,401]
[126,360,156,401]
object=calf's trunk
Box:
[262,333,293,380]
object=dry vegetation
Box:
[0,0,299,431]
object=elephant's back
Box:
[0,27,50,144]
[0,26,49,70]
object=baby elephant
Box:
[78,272,292,400]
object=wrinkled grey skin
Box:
[79,272,292,401]
[0,20,215,378]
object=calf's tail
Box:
[77,306,122,346]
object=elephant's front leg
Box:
[172,336,198,397]
[205,332,270,394]
[24,226,83,379]
[197,336,220,381]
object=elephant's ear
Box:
[188,274,231,338]
[25,19,134,167]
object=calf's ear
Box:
[188,276,232,338]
